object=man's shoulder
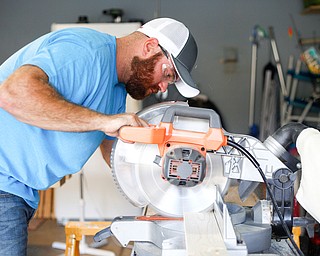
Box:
[52,27,114,39]
[49,27,116,49]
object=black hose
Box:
[271,123,307,149]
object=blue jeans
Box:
[0,190,36,256]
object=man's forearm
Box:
[0,65,148,136]
[0,65,109,132]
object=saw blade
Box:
[111,102,229,217]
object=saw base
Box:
[108,195,274,255]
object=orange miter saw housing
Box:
[119,105,227,187]
[119,105,227,156]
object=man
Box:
[0,17,199,255]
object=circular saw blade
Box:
[111,102,229,217]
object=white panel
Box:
[53,22,143,221]
[54,149,142,221]
[51,22,141,38]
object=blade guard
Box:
[119,105,227,157]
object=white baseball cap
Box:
[137,18,200,98]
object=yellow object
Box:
[292,226,302,249]
[302,47,320,75]
[64,221,111,256]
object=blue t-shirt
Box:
[0,28,127,208]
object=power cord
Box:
[226,139,304,256]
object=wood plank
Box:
[34,190,45,218]
[184,212,228,256]
[34,189,55,219]
[43,188,53,218]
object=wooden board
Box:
[34,188,55,219]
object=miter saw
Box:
[94,102,314,256]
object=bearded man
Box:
[0,17,199,255]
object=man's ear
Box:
[142,38,160,57]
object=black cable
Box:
[226,139,304,256]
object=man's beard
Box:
[126,52,163,100]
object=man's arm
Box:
[0,65,147,137]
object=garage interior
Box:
[1,0,320,256]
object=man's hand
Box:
[101,113,148,137]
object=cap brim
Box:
[171,55,200,98]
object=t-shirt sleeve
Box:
[24,33,98,104]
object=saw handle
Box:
[161,105,223,128]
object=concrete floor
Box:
[27,219,132,256]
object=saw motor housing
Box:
[162,146,206,187]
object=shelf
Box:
[302,5,320,14]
